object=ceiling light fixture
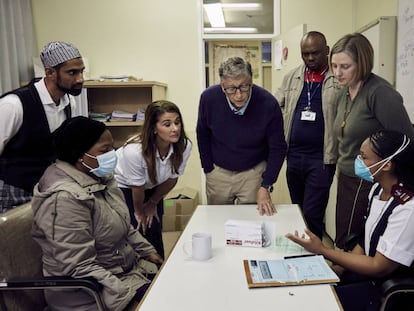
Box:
[204,27,258,34]
[203,3,225,28]
[221,3,262,11]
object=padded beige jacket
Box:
[32,160,158,311]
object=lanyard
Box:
[305,67,327,110]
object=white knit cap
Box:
[40,41,81,68]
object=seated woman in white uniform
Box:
[286,129,414,311]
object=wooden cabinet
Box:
[83,80,167,147]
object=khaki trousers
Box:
[206,161,266,205]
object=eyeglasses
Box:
[223,84,251,95]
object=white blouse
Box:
[364,186,414,267]
[0,78,79,154]
[114,139,192,189]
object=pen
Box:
[283,254,317,259]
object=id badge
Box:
[301,110,316,121]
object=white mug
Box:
[183,232,212,261]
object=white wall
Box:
[31,0,204,194]
[274,0,353,90]
[354,0,398,29]
[275,0,398,89]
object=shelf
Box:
[83,80,167,147]
[83,80,167,88]
[105,121,143,127]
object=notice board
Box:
[396,0,414,121]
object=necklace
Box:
[340,82,363,137]
[305,66,328,110]
[158,146,169,161]
[340,95,355,138]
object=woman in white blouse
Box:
[115,100,192,258]
[286,129,414,310]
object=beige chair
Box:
[0,204,138,311]
[0,203,46,310]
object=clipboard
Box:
[243,255,339,288]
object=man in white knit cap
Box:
[0,41,85,211]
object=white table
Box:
[138,204,342,311]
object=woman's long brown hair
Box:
[123,100,189,184]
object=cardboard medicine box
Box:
[225,220,265,248]
[163,187,199,216]
[162,214,192,232]
[162,187,199,232]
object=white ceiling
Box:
[203,0,274,34]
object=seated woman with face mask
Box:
[31,116,163,311]
[286,129,414,310]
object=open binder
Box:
[243,255,339,288]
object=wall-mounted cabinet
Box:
[83,80,167,147]
[358,16,397,86]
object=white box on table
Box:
[224,219,266,248]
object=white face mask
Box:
[82,150,117,177]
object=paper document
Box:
[272,235,308,254]
[110,110,137,122]
[243,255,339,288]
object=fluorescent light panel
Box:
[221,3,262,11]
[204,3,225,28]
[204,27,258,34]
[203,2,261,32]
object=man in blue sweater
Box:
[196,57,287,216]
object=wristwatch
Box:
[261,184,273,193]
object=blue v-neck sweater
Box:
[196,84,287,186]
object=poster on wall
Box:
[273,39,283,70]
[213,44,261,85]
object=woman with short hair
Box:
[330,33,414,249]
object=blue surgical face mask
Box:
[83,150,118,177]
[354,155,376,182]
[354,155,393,183]
[354,135,411,183]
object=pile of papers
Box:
[89,111,139,122]
[136,108,146,122]
[100,75,130,82]
[89,112,111,122]
[110,110,137,122]
[243,255,339,288]
[99,75,142,82]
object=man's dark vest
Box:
[0,79,71,192]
